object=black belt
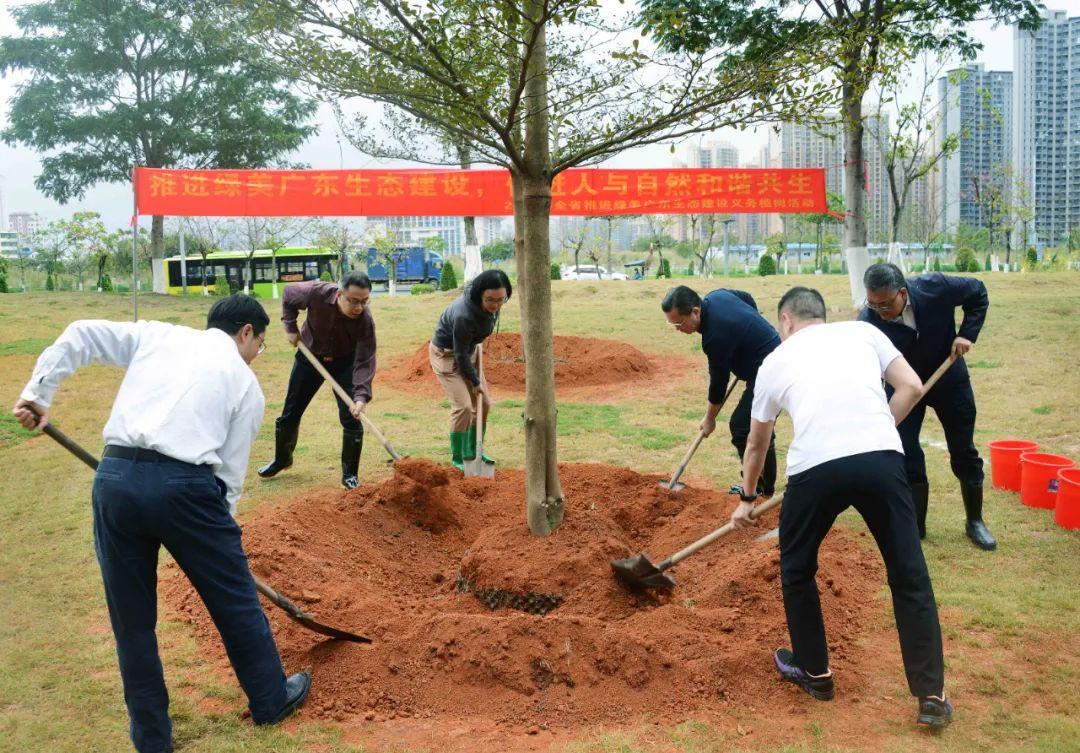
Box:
[103,445,190,464]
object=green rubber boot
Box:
[450,432,467,470]
[463,425,495,464]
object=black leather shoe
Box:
[259,421,299,478]
[910,481,930,540]
[341,430,363,490]
[916,694,953,728]
[255,671,311,726]
[961,484,997,551]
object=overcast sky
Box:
[0,1,1053,231]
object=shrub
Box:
[984,254,992,272]
[550,263,561,280]
[655,258,671,278]
[820,256,831,274]
[932,257,942,272]
[320,270,332,282]
[410,283,435,295]
[214,278,231,297]
[439,262,458,290]
[1025,248,1038,268]
[99,272,113,292]
[953,248,977,273]
[46,272,55,291]
[687,261,695,276]
[758,254,777,276]
[0,259,8,293]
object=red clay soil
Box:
[162,460,889,749]
[380,332,685,398]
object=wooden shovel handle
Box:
[296,341,402,461]
[922,353,962,396]
[666,377,740,488]
[662,493,784,569]
[474,345,485,459]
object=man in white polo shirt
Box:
[730,286,951,728]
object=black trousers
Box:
[897,378,983,487]
[729,379,777,495]
[779,450,945,698]
[277,351,362,434]
[92,453,287,752]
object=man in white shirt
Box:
[729,287,951,729]
[12,295,310,753]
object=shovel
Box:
[612,493,784,590]
[659,377,740,492]
[754,353,963,542]
[463,345,495,479]
[33,410,371,644]
[297,341,404,462]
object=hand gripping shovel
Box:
[297,341,404,462]
[464,345,495,479]
[33,410,371,643]
[660,377,740,492]
[612,493,783,590]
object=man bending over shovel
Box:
[730,286,952,729]
[661,285,780,496]
[12,295,310,753]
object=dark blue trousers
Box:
[896,378,984,487]
[277,351,362,435]
[92,453,288,753]
[728,378,778,496]
[779,450,945,698]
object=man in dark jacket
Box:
[662,285,782,495]
[258,272,376,489]
[858,263,995,550]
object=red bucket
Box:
[1019,453,1075,509]
[989,440,1040,491]
[1054,468,1080,530]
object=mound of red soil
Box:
[382,333,666,396]
[162,459,885,741]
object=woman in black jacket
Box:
[428,269,511,469]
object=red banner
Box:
[134,167,826,217]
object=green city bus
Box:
[164,247,339,297]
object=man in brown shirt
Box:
[258,272,376,489]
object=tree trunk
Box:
[519,0,563,537]
[151,215,165,259]
[842,79,869,306]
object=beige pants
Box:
[429,342,491,433]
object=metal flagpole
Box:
[131,166,139,321]
[179,223,188,296]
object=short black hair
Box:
[340,271,372,291]
[660,285,701,315]
[777,286,826,322]
[864,262,906,293]
[468,269,512,306]
[206,294,270,336]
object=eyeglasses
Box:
[256,335,267,356]
[342,295,368,309]
[669,317,688,328]
[864,289,903,313]
[482,295,507,307]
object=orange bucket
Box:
[988,440,1039,491]
[1054,468,1080,530]
[1019,453,1075,509]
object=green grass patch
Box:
[0,337,55,356]
[968,359,1003,369]
[0,413,35,449]
[1032,405,1054,415]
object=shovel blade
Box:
[463,457,495,478]
[658,480,685,492]
[293,614,372,644]
[611,554,677,591]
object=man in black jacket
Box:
[858,263,995,550]
[662,285,781,495]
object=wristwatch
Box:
[734,485,758,504]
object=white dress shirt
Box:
[21,320,264,514]
[751,321,903,476]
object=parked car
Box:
[560,264,628,281]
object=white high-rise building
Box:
[365,215,466,255]
[935,64,1013,237]
[1014,9,1080,248]
[672,139,741,242]
[9,211,44,240]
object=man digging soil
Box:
[259,272,376,490]
[731,286,952,729]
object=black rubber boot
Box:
[341,430,363,490]
[910,481,930,540]
[258,421,299,478]
[961,483,997,551]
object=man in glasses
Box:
[12,295,311,752]
[258,271,376,490]
[858,263,994,550]
[661,285,781,497]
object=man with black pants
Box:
[12,295,310,753]
[858,263,994,550]
[661,285,781,496]
[731,287,951,728]
[259,272,376,489]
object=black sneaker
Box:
[917,695,953,728]
[774,648,835,700]
[342,474,360,491]
[255,671,312,726]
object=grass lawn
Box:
[0,272,1077,753]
